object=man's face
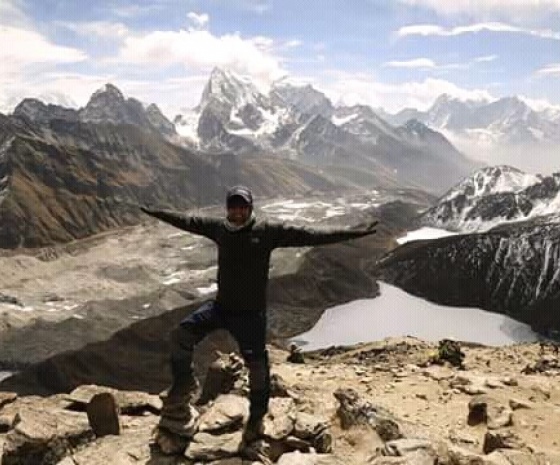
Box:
[227,197,251,225]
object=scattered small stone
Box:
[501,377,518,387]
[448,430,479,446]
[467,395,513,429]
[0,293,24,307]
[483,430,526,454]
[287,343,305,364]
[484,379,502,389]
[509,398,532,410]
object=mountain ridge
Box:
[420,165,560,232]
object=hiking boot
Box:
[159,377,199,421]
[242,415,265,445]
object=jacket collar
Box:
[224,212,256,232]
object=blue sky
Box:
[2,0,560,116]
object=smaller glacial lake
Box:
[293,282,539,351]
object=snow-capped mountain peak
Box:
[80,83,175,135]
[89,83,125,103]
[199,67,266,110]
[420,165,560,232]
[270,80,333,117]
[444,165,541,202]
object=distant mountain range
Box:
[381,94,560,173]
[0,67,487,248]
[384,94,560,145]
[172,68,479,193]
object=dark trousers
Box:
[169,300,270,420]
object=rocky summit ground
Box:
[2,338,560,465]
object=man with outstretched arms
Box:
[141,185,377,445]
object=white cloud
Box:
[0,72,111,114]
[518,94,560,111]
[112,3,164,18]
[116,29,284,84]
[56,21,130,39]
[187,12,209,30]
[284,39,303,48]
[0,25,87,72]
[0,0,27,26]
[474,55,498,62]
[397,0,560,20]
[382,55,497,71]
[474,55,498,63]
[320,72,493,112]
[535,63,560,76]
[230,0,273,14]
[397,22,560,40]
[383,58,436,68]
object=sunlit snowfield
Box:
[396,227,459,244]
[294,282,538,350]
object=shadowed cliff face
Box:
[376,220,560,333]
[0,114,340,249]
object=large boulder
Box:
[2,406,93,465]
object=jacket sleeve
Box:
[140,207,220,241]
[267,221,377,248]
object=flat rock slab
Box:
[186,431,243,461]
[2,407,93,465]
[198,394,249,433]
[66,384,162,415]
[276,452,351,465]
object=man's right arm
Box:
[140,207,220,240]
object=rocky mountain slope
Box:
[1,338,560,464]
[376,219,560,334]
[0,109,342,248]
[13,84,176,137]
[420,165,560,232]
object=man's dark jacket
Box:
[142,209,376,313]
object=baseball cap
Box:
[226,185,253,208]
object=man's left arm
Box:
[269,220,378,248]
